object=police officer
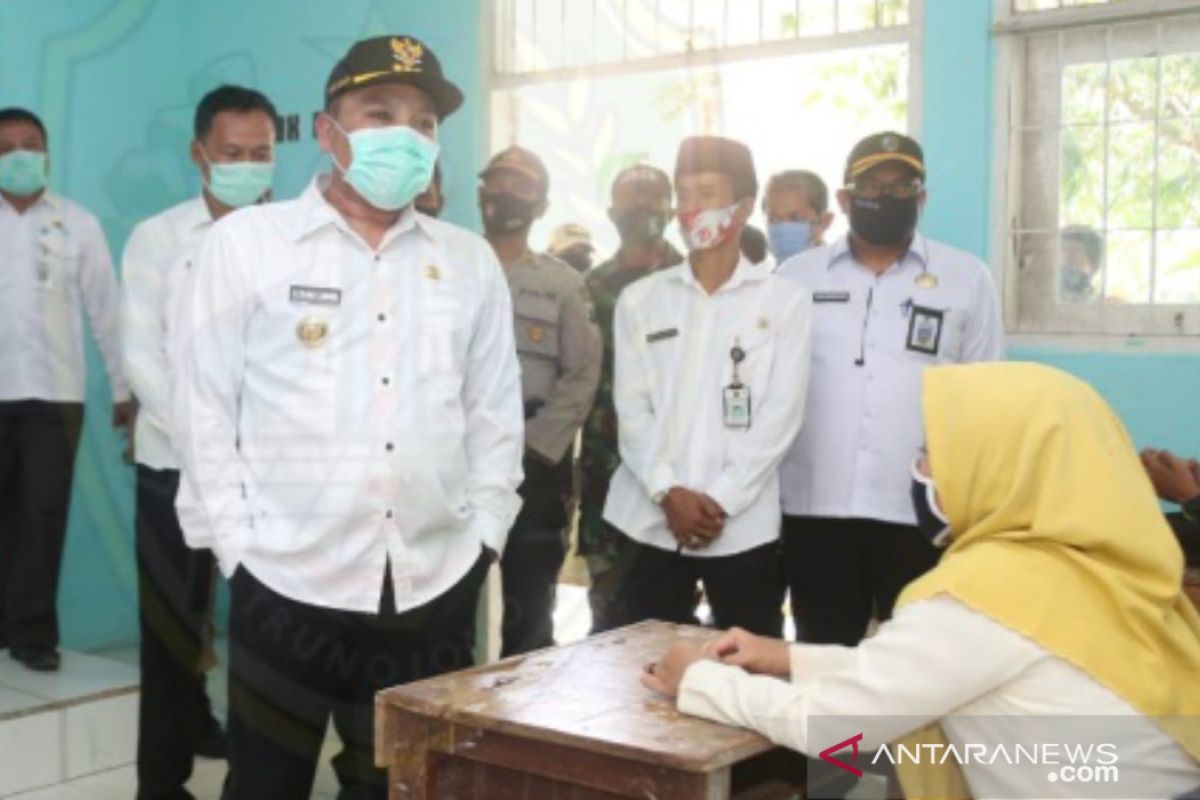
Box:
[604,136,812,637]
[0,107,133,672]
[478,146,601,657]
[122,84,277,797]
[777,131,1004,647]
[172,36,524,799]
[578,163,682,633]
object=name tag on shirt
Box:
[813,291,851,304]
[646,327,678,344]
[906,305,945,355]
[289,285,342,307]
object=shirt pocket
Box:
[514,295,561,363]
[736,325,776,395]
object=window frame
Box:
[992,0,1200,345]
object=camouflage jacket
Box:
[576,241,684,559]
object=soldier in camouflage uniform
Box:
[578,164,683,633]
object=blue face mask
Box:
[201,154,274,209]
[767,220,813,264]
[0,149,48,196]
[331,121,440,211]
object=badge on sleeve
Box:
[906,305,944,356]
[722,339,752,429]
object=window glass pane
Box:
[1155,230,1200,305]
[1062,62,1106,125]
[1108,56,1158,124]
[1060,124,1105,230]
[1105,228,1152,303]
[836,0,878,33]
[1160,53,1200,120]
[1158,119,1200,229]
[1106,120,1155,230]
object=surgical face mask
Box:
[910,460,953,548]
[0,149,48,196]
[331,121,440,211]
[849,195,919,247]
[678,203,739,252]
[480,190,537,235]
[767,220,814,263]
[612,207,668,245]
[200,153,274,209]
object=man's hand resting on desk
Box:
[641,640,709,698]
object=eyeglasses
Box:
[846,179,924,200]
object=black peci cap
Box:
[325,35,464,119]
[674,136,758,202]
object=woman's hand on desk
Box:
[704,628,790,678]
[641,641,708,698]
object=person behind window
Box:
[1060,224,1104,304]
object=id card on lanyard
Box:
[722,338,751,429]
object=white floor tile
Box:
[64,691,138,779]
[0,651,137,704]
[0,686,45,719]
[0,710,62,796]
[185,758,228,800]
[65,764,136,799]
[4,784,99,800]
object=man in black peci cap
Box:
[171,35,524,799]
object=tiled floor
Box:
[3,586,870,799]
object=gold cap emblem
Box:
[391,37,424,73]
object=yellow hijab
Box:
[893,362,1200,799]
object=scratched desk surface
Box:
[376,621,775,773]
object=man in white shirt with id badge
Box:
[604,136,812,637]
[776,131,1004,648]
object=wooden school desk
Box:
[375,620,807,799]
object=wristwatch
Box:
[1183,494,1200,522]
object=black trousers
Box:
[0,400,84,650]
[500,454,572,657]
[613,533,785,637]
[221,553,488,800]
[135,465,217,800]
[782,515,941,646]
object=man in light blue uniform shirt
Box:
[777,131,1004,647]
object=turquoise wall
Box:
[0,0,486,650]
[2,0,1193,649]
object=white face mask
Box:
[678,203,739,252]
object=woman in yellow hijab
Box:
[643,362,1200,798]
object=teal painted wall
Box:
[2,0,1192,649]
[0,0,486,650]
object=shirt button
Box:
[386,442,394,452]
[374,255,382,263]
[381,377,390,386]
[377,313,387,322]
[385,509,394,519]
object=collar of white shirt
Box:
[0,189,58,216]
[289,174,435,249]
[672,253,769,293]
[827,231,931,273]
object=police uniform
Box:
[171,37,524,800]
[777,133,1005,647]
[483,148,602,656]
[0,189,128,659]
